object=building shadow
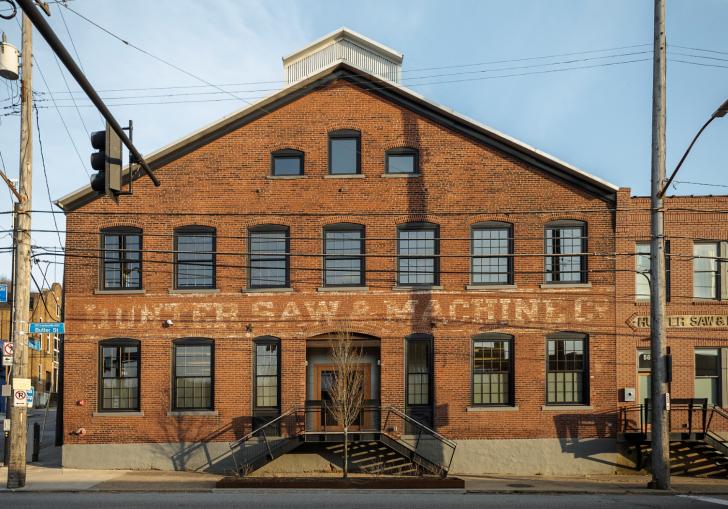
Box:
[552,410,622,469]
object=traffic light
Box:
[90,122,122,196]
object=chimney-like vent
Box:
[283,28,403,85]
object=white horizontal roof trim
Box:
[57,60,616,209]
[282,27,403,66]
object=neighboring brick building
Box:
[55,29,727,475]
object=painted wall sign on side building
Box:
[29,322,64,334]
[630,314,728,329]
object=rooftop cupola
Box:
[283,27,403,85]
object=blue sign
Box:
[29,323,64,334]
[0,284,6,303]
[28,339,41,351]
[26,387,34,408]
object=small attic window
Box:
[271,149,304,176]
[386,148,418,174]
[329,130,361,175]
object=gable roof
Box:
[57,61,618,211]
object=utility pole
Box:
[649,0,670,491]
[7,11,33,489]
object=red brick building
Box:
[55,29,727,475]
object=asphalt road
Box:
[1,492,728,508]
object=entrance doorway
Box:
[314,364,372,431]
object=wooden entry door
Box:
[313,363,371,431]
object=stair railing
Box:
[381,406,457,475]
[228,406,302,475]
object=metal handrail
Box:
[383,406,457,448]
[229,405,300,450]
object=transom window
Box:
[101,228,142,290]
[173,339,213,410]
[398,223,438,286]
[545,221,587,283]
[254,338,280,409]
[271,148,304,176]
[99,339,139,412]
[174,227,215,289]
[385,147,418,174]
[324,224,365,287]
[473,334,513,406]
[694,242,724,300]
[546,334,588,405]
[249,226,289,288]
[472,222,513,285]
[329,129,361,175]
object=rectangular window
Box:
[99,342,139,411]
[472,225,512,285]
[175,229,215,289]
[545,223,586,283]
[249,229,288,288]
[385,148,418,174]
[254,342,279,408]
[547,336,588,405]
[271,150,304,176]
[694,242,720,300]
[695,349,720,406]
[329,131,360,175]
[635,242,651,300]
[102,229,141,289]
[174,341,213,410]
[324,228,364,286]
[473,337,512,405]
[398,225,438,286]
[407,339,431,406]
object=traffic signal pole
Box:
[7,11,33,489]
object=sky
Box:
[0,0,726,286]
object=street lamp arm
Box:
[658,115,715,199]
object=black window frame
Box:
[545,333,589,406]
[472,333,515,407]
[172,338,214,411]
[248,225,290,289]
[397,222,439,287]
[385,147,419,175]
[471,221,514,286]
[323,223,365,287]
[328,129,361,175]
[405,333,433,408]
[271,148,304,177]
[98,338,140,413]
[100,227,143,290]
[544,220,588,284]
[173,226,216,290]
[253,336,281,411]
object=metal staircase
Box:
[228,404,457,477]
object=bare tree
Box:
[328,327,365,478]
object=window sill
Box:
[392,285,444,292]
[169,288,219,295]
[167,410,218,416]
[93,411,144,417]
[467,406,518,412]
[466,284,517,291]
[541,405,593,411]
[381,173,421,178]
[243,287,293,294]
[540,283,592,289]
[94,289,146,295]
[692,299,726,304]
[266,175,305,179]
[635,299,650,306]
[318,286,369,292]
[324,174,365,179]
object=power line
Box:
[33,104,64,248]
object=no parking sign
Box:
[13,389,27,408]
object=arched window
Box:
[328,129,361,175]
[174,226,216,289]
[172,338,214,410]
[100,227,142,290]
[271,148,304,176]
[397,222,439,286]
[323,223,365,287]
[471,221,513,286]
[544,220,587,284]
[98,338,140,412]
[385,147,419,174]
[472,333,514,406]
[249,225,289,289]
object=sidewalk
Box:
[2,465,728,493]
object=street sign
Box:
[13,378,30,391]
[13,389,26,407]
[29,322,64,334]
[0,283,6,303]
[28,338,41,351]
[2,341,13,357]
[26,387,34,408]
[2,355,12,366]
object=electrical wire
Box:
[33,104,64,248]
